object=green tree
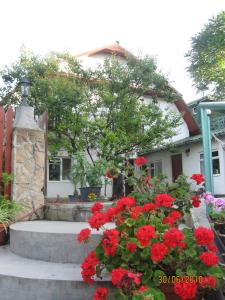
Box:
[186,11,225,99]
[0,50,180,164]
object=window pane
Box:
[49,159,60,181]
[213,158,220,175]
[212,151,219,157]
[62,158,71,180]
[150,163,155,177]
[155,161,162,175]
[200,161,205,175]
[200,153,204,159]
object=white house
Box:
[145,97,225,196]
[46,43,199,199]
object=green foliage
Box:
[0,50,181,164]
[186,11,225,99]
[71,152,106,188]
[126,162,193,215]
[0,173,23,229]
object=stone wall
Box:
[11,127,45,215]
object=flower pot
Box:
[0,225,9,246]
[79,187,101,202]
[68,195,79,202]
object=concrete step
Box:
[10,220,115,263]
[0,246,114,300]
[44,202,113,222]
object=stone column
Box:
[11,104,45,215]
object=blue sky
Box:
[0,0,224,102]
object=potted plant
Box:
[78,158,224,300]
[71,152,107,202]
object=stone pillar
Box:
[11,104,45,214]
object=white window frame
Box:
[48,157,72,182]
[200,150,220,176]
[149,160,162,177]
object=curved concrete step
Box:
[10,221,115,263]
[0,246,114,300]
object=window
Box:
[149,161,162,177]
[48,157,72,181]
[200,151,220,175]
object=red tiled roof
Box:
[76,43,132,59]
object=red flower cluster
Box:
[88,212,107,230]
[192,195,201,208]
[200,276,217,289]
[190,173,205,185]
[134,156,148,167]
[154,194,174,208]
[91,202,104,214]
[111,268,127,287]
[150,242,168,262]
[163,228,185,248]
[116,196,136,212]
[169,210,182,220]
[93,288,108,300]
[81,251,99,284]
[77,228,91,243]
[163,210,182,226]
[102,229,119,256]
[199,252,219,266]
[111,268,141,288]
[141,203,157,212]
[194,227,214,247]
[126,242,137,253]
[136,225,157,247]
[130,206,142,219]
[174,281,198,300]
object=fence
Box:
[0,106,13,198]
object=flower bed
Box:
[78,159,224,300]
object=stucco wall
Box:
[146,138,225,195]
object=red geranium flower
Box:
[194,227,214,247]
[88,212,107,230]
[126,242,137,253]
[151,242,168,262]
[115,196,136,213]
[136,225,157,247]
[192,195,201,208]
[190,173,205,185]
[93,287,108,300]
[111,268,127,287]
[130,206,142,219]
[154,194,174,208]
[168,210,182,221]
[141,203,157,212]
[102,229,119,256]
[81,251,99,284]
[77,228,91,243]
[134,156,148,167]
[200,276,217,289]
[174,281,198,300]
[91,202,104,214]
[163,228,184,248]
[199,252,219,266]
[163,216,175,226]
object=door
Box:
[171,154,183,182]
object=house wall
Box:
[146,137,225,195]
